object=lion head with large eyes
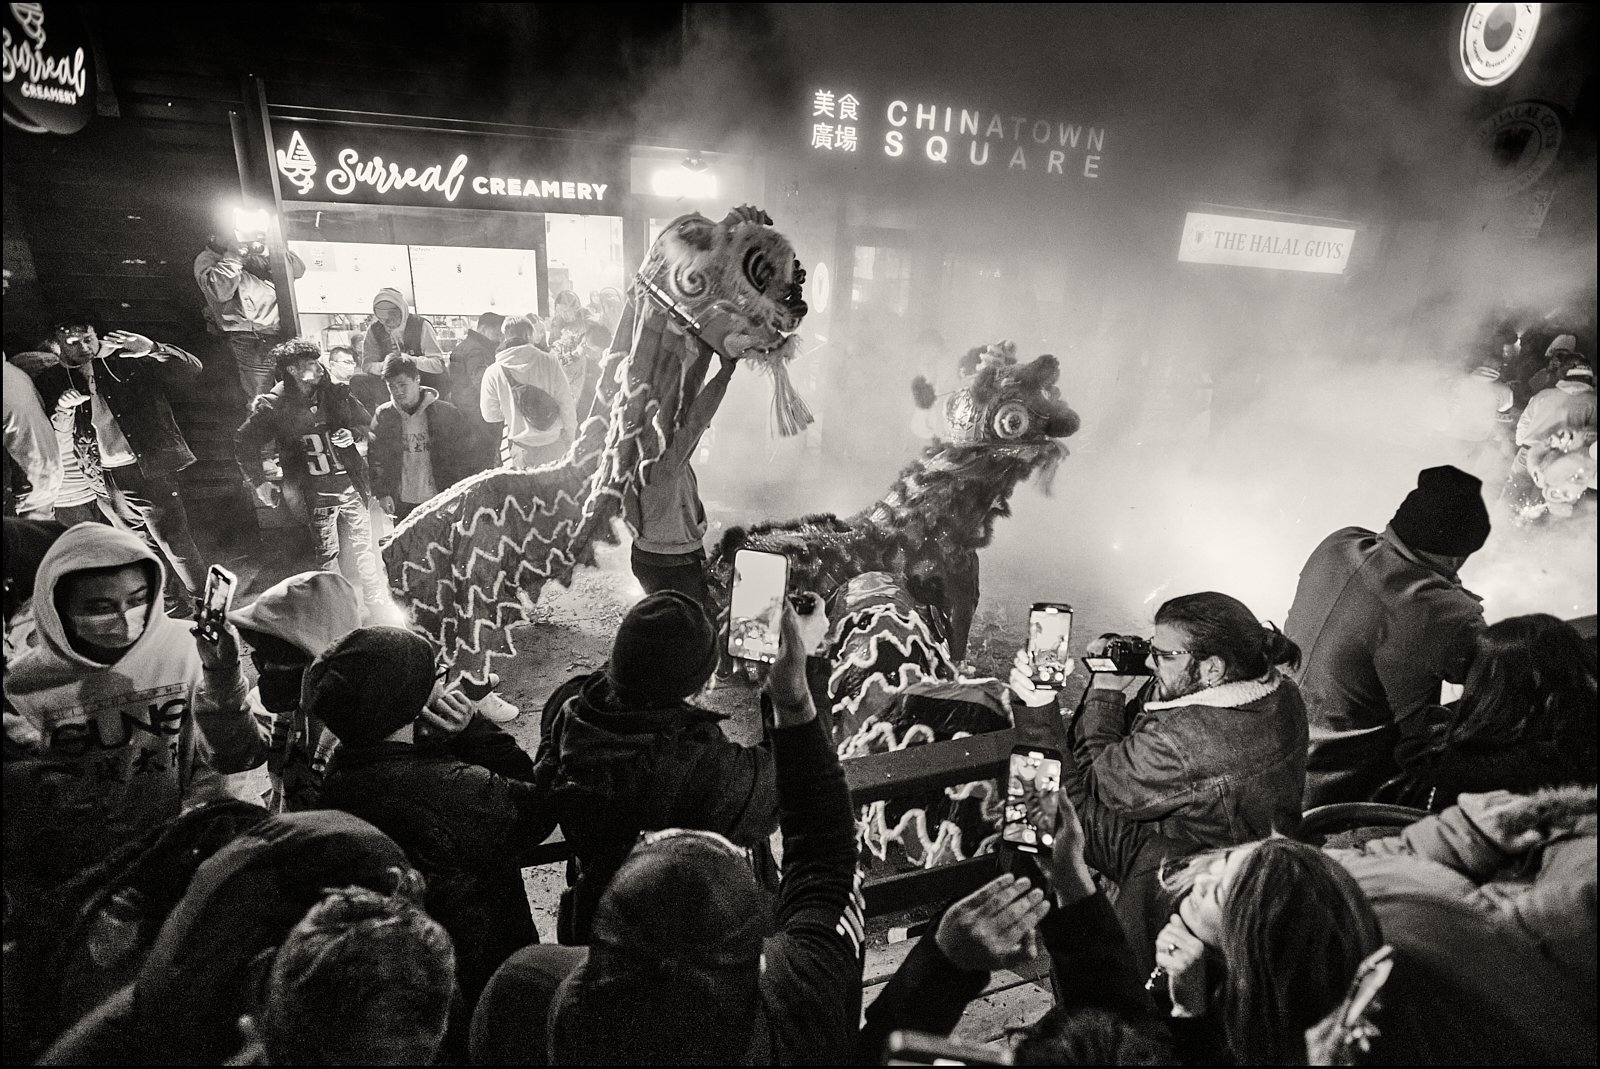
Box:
[636,210,808,361]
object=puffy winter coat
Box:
[368,389,473,502]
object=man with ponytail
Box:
[1018,591,1308,849]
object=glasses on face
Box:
[1148,644,1192,661]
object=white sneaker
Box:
[476,691,520,724]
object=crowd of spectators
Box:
[1,247,1596,1063]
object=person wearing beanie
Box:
[473,598,864,1066]
[1285,466,1490,807]
[528,589,780,945]
[313,626,556,1017]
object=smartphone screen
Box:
[198,565,237,644]
[1002,747,1063,854]
[1025,602,1073,686]
[727,549,789,663]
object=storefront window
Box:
[544,213,624,308]
[851,244,911,317]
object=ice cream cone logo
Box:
[10,4,46,46]
[276,129,317,195]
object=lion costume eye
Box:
[742,246,777,294]
[992,401,1031,440]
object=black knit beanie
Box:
[1391,466,1492,556]
[607,591,718,705]
[303,626,437,747]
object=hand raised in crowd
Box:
[720,331,760,365]
[329,428,355,449]
[934,874,1050,972]
[254,482,282,508]
[103,330,154,357]
[763,593,823,726]
[56,386,91,410]
[1154,912,1209,1018]
[192,618,241,672]
[415,681,475,744]
[1044,788,1097,906]
[1008,647,1059,708]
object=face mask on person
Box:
[70,605,147,650]
[256,666,305,713]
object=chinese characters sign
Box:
[804,87,1108,182]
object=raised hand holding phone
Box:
[762,596,818,726]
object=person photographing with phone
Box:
[1013,591,1308,849]
[194,214,306,404]
[473,595,866,1065]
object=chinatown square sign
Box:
[805,86,1109,182]
[273,123,628,215]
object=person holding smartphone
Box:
[474,596,865,1066]
[194,219,306,404]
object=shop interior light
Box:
[233,207,272,240]
[651,166,719,200]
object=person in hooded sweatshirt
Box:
[361,287,447,398]
[2,524,257,919]
[369,354,472,522]
[479,314,577,469]
[530,590,779,945]
[310,626,555,1009]
[223,569,364,812]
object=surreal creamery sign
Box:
[1178,211,1357,275]
[274,124,627,214]
[806,87,1108,182]
[2,2,96,134]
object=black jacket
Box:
[531,672,778,944]
[233,378,373,499]
[470,717,865,1066]
[33,345,201,478]
[448,330,498,421]
[318,717,557,1003]
[368,392,474,503]
[856,889,1159,1064]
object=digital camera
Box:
[1083,634,1154,676]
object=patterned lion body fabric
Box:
[384,210,808,684]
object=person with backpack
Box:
[360,287,448,398]
[529,590,780,945]
[479,314,576,469]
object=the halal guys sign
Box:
[274,124,626,214]
[2,2,96,134]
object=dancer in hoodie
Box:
[479,313,577,469]
[234,340,386,609]
[2,524,258,918]
[370,355,473,521]
[362,287,447,398]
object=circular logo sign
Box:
[1460,3,1541,87]
[1473,100,1562,199]
[3,3,97,135]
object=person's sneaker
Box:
[475,691,520,723]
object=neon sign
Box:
[2,2,96,135]
[273,124,625,214]
[806,88,1107,180]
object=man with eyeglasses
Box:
[1012,591,1308,849]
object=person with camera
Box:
[193,220,306,404]
[1015,592,1308,849]
[473,596,865,1066]
[233,341,386,610]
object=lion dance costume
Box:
[384,209,809,686]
